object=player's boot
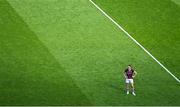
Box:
[126,91,129,95]
[132,92,136,96]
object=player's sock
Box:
[126,90,129,94]
[131,88,136,96]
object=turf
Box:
[1,0,180,105]
[92,0,180,78]
[0,0,90,105]
[172,0,180,5]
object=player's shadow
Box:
[107,83,125,92]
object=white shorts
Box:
[126,79,134,84]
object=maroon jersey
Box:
[125,69,134,79]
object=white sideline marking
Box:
[89,0,180,83]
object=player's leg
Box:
[126,83,130,94]
[130,83,135,92]
[130,80,136,96]
[125,79,130,94]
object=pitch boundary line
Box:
[89,0,180,83]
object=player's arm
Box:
[133,71,137,78]
[123,71,127,79]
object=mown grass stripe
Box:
[0,0,91,105]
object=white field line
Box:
[89,0,180,83]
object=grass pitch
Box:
[93,0,180,77]
[0,0,179,106]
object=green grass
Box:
[93,0,180,78]
[0,0,180,105]
[172,0,180,5]
[0,0,90,105]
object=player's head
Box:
[127,65,132,70]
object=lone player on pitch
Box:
[124,65,137,96]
